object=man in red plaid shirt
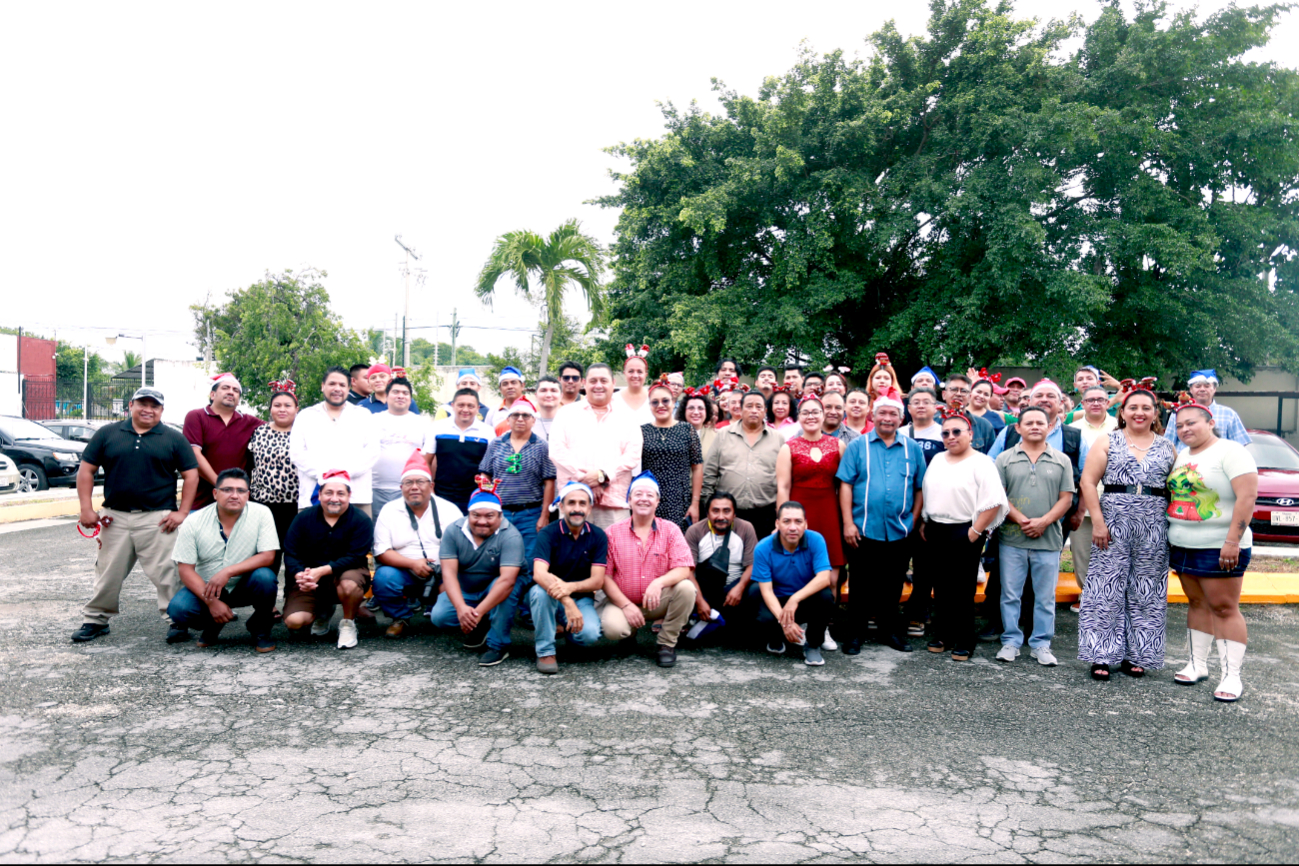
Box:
[598,471,697,668]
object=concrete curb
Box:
[0,495,102,525]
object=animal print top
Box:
[248,425,298,505]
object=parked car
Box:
[39,419,109,444]
[0,454,19,495]
[0,416,86,492]
[1246,429,1299,544]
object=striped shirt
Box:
[478,432,557,506]
[428,417,496,506]
[1165,401,1252,450]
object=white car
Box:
[0,454,19,495]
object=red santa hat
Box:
[320,469,351,487]
[400,450,431,482]
[873,386,905,414]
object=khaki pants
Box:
[599,581,697,648]
[81,508,181,625]
[589,507,629,530]
[1070,516,1093,591]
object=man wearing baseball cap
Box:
[72,387,200,643]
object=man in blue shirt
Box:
[836,388,927,655]
[748,502,834,665]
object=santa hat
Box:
[467,489,503,513]
[366,363,392,378]
[210,372,241,391]
[506,397,537,418]
[321,469,351,487]
[551,480,596,511]
[628,470,661,496]
[873,387,905,414]
[910,366,939,386]
[1029,378,1061,396]
[456,368,481,385]
[400,450,431,482]
[1188,369,1219,385]
[498,366,524,383]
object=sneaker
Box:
[821,634,839,652]
[479,647,509,666]
[843,638,862,655]
[255,634,276,654]
[165,625,191,644]
[995,644,1019,663]
[766,639,787,655]
[977,628,1002,643]
[1031,646,1058,667]
[927,639,945,653]
[464,622,490,649]
[867,618,877,630]
[794,624,808,647]
[71,623,110,643]
[195,627,222,648]
[337,619,358,649]
[364,596,380,611]
[310,616,331,637]
[907,621,925,637]
[803,646,825,666]
[656,646,677,668]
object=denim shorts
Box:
[1169,544,1252,578]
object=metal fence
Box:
[22,380,134,421]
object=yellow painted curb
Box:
[850,571,1298,605]
[0,495,102,525]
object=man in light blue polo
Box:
[747,501,834,665]
[836,387,927,655]
[1165,369,1251,450]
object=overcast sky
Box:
[2,0,1293,365]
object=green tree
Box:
[119,351,142,375]
[474,219,606,376]
[191,268,371,410]
[55,342,110,384]
[596,0,1299,385]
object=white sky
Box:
[1,0,1293,364]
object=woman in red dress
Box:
[776,394,846,570]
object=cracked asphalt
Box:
[2,520,1298,863]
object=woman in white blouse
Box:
[920,411,1008,661]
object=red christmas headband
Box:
[874,352,891,367]
[624,342,650,359]
[977,367,1003,384]
[269,379,297,395]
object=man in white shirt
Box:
[549,363,644,529]
[533,375,562,443]
[370,377,433,516]
[289,366,379,516]
[371,452,463,638]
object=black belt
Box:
[502,500,543,511]
[1103,483,1168,498]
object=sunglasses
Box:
[940,430,967,438]
[561,375,582,381]
[650,398,674,407]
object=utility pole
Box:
[450,308,461,367]
[394,235,422,369]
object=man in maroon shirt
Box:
[183,373,263,510]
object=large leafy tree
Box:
[596,0,1299,384]
[474,219,606,376]
[191,268,370,410]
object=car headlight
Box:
[52,452,80,462]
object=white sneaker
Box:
[1031,646,1058,666]
[995,645,1019,663]
[310,616,331,636]
[337,619,358,649]
[821,634,839,652]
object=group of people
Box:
[67,351,1259,701]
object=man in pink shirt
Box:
[598,472,697,668]
[548,363,643,529]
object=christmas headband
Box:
[624,342,650,359]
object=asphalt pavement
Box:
[1,520,1298,863]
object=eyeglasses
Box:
[561,375,582,381]
[948,387,971,395]
[215,487,249,495]
[1082,397,1108,404]
[400,479,431,488]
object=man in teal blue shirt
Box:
[748,502,834,665]
[836,388,926,655]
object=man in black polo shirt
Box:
[526,481,607,674]
[73,387,199,643]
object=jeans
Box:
[503,505,542,579]
[372,564,434,622]
[999,545,1059,649]
[166,567,278,636]
[527,585,602,657]
[371,488,401,520]
[429,580,521,651]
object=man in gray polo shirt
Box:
[430,488,526,666]
[994,406,1076,667]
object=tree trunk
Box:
[539,318,554,378]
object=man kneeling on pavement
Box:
[749,501,835,666]
[598,471,696,668]
[430,487,526,666]
[282,469,374,649]
[372,451,463,637]
[167,468,281,651]
[528,480,607,674]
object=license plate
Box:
[1271,511,1299,526]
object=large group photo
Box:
[2,0,1298,861]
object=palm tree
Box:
[474,219,604,376]
[121,351,142,376]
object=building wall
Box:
[0,335,18,417]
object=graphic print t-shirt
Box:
[1166,439,1257,550]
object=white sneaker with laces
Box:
[310,617,331,636]
[1031,646,1058,666]
[337,618,358,649]
[995,644,1019,663]
[821,634,839,652]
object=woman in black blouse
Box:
[640,381,703,528]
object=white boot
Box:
[1214,639,1246,702]
[1174,629,1213,685]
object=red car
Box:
[1246,429,1299,544]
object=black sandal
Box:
[1090,664,1110,681]
[1120,660,1145,678]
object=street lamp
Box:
[105,332,149,387]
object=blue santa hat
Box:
[456,368,481,385]
[627,470,661,496]
[466,489,503,513]
[498,366,524,383]
[1188,369,1219,385]
[911,366,939,385]
[550,480,596,512]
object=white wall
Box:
[0,335,20,417]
